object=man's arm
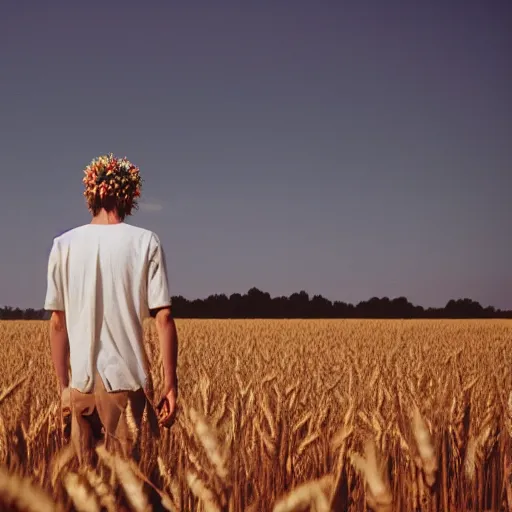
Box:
[154,307,178,395]
[49,311,70,391]
[146,234,177,426]
[44,239,69,392]
[154,306,178,427]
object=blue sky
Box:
[1,1,511,309]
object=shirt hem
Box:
[44,303,64,311]
[148,302,172,310]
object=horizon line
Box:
[2,288,510,313]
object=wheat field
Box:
[0,319,510,511]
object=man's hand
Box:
[157,386,178,428]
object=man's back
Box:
[45,223,171,393]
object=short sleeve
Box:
[44,239,65,311]
[147,234,171,311]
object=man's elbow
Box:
[50,311,67,333]
[154,307,174,329]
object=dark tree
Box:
[2,291,510,320]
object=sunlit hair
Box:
[82,153,142,219]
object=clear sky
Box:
[1,1,511,310]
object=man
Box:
[44,153,178,464]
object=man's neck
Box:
[91,210,123,225]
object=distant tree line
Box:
[1,288,510,320]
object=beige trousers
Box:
[70,372,159,464]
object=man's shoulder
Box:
[50,223,163,248]
[51,225,89,245]
[123,224,162,243]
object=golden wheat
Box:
[0,319,510,510]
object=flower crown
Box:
[83,153,142,213]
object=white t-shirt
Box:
[44,223,171,393]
